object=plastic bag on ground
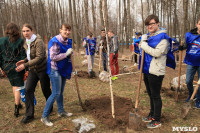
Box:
[72,117,96,133]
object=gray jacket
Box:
[110,35,119,54]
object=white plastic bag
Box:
[72,117,96,133]
[170,74,187,91]
[99,71,109,82]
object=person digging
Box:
[83,32,96,78]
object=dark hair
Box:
[145,14,159,26]
[22,23,33,31]
[197,17,200,24]
[5,22,20,42]
[137,32,142,36]
[108,29,114,34]
[101,29,105,32]
[61,23,71,30]
[87,32,93,37]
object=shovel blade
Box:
[181,102,191,119]
[129,112,142,130]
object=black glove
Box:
[178,45,184,51]
[112,53,116,59]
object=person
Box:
[139,14,175,128]
[41,23,73,126]
[83,32,96,77]
[0,22,26,117]
[132,32,142,66]
[108,30,119,80]
[179,18,200,108]
[16,24,52,124]
[97,29,107,71]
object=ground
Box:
[0,49,200,133]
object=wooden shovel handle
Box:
[135,50,145,109]
[175,41,183,101]
[190,84,199,100]
[99,43,103,73]
[70,54,85,110]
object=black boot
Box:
[14,104,19,117]
[18,103,23,109]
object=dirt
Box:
[161,87,188,100]
[85,95,141,130]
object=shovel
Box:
[129,50,144,130]
[70,54,87,111]
[181,83,199,119]
[175,41,183,102]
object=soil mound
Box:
[84,95,134,130]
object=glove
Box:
[141,34,147,42]
[178,45,184,51]
[112,53,116,59]
[100,46,103,49]
[66,48,73,57]
[198,79,200,85]
[100,40,103,44]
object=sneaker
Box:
[185,95,191,102]
[146,120,161,129]
[111,76,118,81]
[41,117,53,126]
[194,100,200,109]
[185,95,197,102]
[142,115,153,122]
[58,111,73,117]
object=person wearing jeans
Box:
[139,15,175,128]
[179,18,200,108]
[41,23,73,126]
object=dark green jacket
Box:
[0,37,26,74]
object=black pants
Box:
[25,70,52,117]
[144,73,164,121]
[134,54,137,63]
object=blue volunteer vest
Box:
[133,37,141,54]
[184,32,200,66]
[83,37,96,55]
[139,33,176,74]
[47,37,72,79]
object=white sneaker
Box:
[133,63,137,66]
[41,117,53,126]
[58,111,73,117]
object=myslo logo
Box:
[172,127,198,132]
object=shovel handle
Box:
[135,50,145,109]
[190,84,199,100]
[99,43,103,73]
[175,41,183,101]
[70,54,85,110]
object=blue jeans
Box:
[102,52,107,71]
[186,65,200,101]
[42,69,66,118]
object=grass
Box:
[0,49,200,133]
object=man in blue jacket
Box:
[83,32,96,78]
[179,18,200,108]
